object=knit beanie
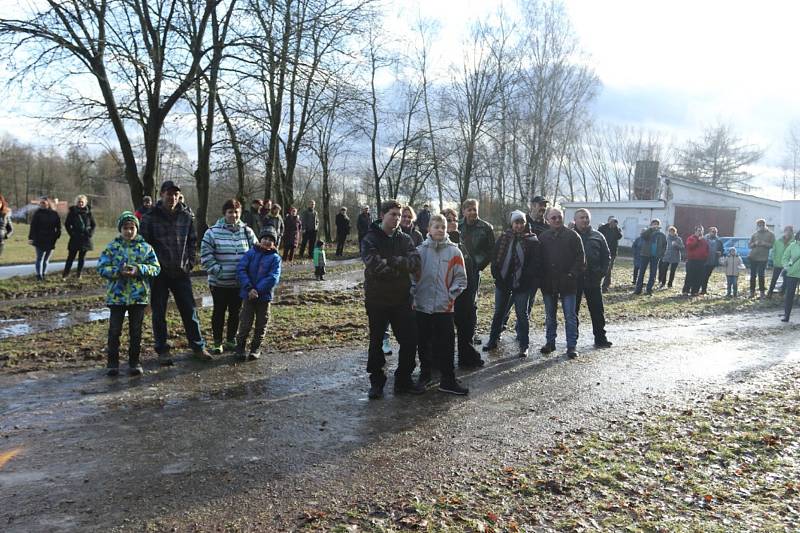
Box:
[510,210,526,224]
[117,211,139,231]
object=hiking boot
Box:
[210,343,224,355]
[438,380,469,395]
[223,340,237,352]
[594,339,613,349]
[128,365,144,376]
[248,351,260,361]
[540,343,556,354]
[381,338,392,355]
[566,347,578,359]
[781,316,790,323]
[368,374,387,400]
[106,366,120,377]
[417,370,433,387]
[158,353,174,366]
[519,347,529,358]
[191,348,213,362]
[394,380,426,395]
[482,342,498,352]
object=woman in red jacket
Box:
[683,225,709,296]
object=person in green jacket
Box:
[97,212,161,376]
[313,240,327,280]
[767,225,794,298]
[780,231,800,322]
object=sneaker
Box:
[540,343,556,354]
[223,340,237,352]
[482,342,498,352]
[566,347,578,359]
[128,365,144,376]
[438,380,469,395]
[594,339,613,349]
[394,380,426,395]
[158,353,174,366]
[247,351,260,361]
[106,367,120,377]
[210,343,224,355]
[381,338,392,355]
[473,336,482,345]
[518,347,529,358]
[191,348,213,362]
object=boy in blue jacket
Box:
[235,226,282,360]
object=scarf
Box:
[500,234,525,289]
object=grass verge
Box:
[0,223,118,265]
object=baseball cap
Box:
[160,180,181,193]
[531,195,549,205]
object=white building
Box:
[562,177,790,246]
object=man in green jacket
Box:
[768,225,794,298]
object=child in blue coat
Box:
[235,226,282,360]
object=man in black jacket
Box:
[361,199,422,399]
[335,207,351,257]
[526,195,550,237]
[357,206,372,244]
[574,209,612,348]
[140,181,212,364]
[597,216,622,292]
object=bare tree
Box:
[783,121,800,199]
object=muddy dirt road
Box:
[1,309,798,531]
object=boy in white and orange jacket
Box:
[411,214,468,395]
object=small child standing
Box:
[721,247,745,297]
[235,226,282,360]
[313,240,327,281]
[412,214,468,395]
[97,211,161,376]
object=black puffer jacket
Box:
[29,207,62,250]
[597,222,622,256]
[576,225,610,287]
[65,205,96,252]
[361,221,421,308]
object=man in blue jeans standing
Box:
[140,181,212,365]
[634,218,667,295]
[539,207,585,359]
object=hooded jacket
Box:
[575,225,610,287]
[539,226,586,295]
[201,218,256,288]
[361,221,421,308]
[490,229,542,291]
[29,207,61,250]
[597,222,622,256]
[782,240,800,279]
[140,201,198,276]
[97,235,161,306]
[721,254,745,276]
[237,245,282,302]
[772,235,792,269]
[662,234,685,264]
[639,226,667,258]
[412,235,467,314]
[65,205,97,252]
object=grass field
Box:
[0,223,119,265]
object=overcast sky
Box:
[2,0,798,198]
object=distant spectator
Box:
[63,194,97,278]
[768,225,794,298]
[134,196,153,220]
[335,207,351,257]
[0,193,14,257]
[416,204,432,238]
[357,205,372,245]
[262,203,284,248]
[683,225,709,296]
[400,205,424,247]
[526,195,550,237]
[748,218,775,298]
[313,240,327,280]
[659,226,684,289]
[28,196,61,281]
[634,219,666,295]
[597,216,622,292]
[631,230,644,285]
[282,206,302,263]
[780,230,800,322]
[721,246,745,297]
[700,226,724,294]
[299,200,319,259]
[241,199,263,235]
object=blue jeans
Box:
[488,286,532,349]
[635,256,660,293]
[35,247,53,278]
[543,293,578,349]
[150,272,205,354]
[726,275,739,296]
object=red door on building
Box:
[673,205,737,240]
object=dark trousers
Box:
[750,260,767,294]
[658,261,679,287]
[34,247,53,279]
[367,303,417,385]
[315,265,326,279]
[454,270,481,363]
[107,304,146,368]
[635,256,659,293]
[210,285,242,344]
[283,245,296,262]
[726,275,739,296]
[416,311,455,383]
[576,282,607,342]
[784,277,799,319]
[335,232,347,256]
[632,262,640,285]
[299,230,317,258]
[768,266,785,295]
[602,255,616,290]
[150,272,205,354]
[700,264,716,293]
[64,248,87,275]
[683,259,705,295]
[236,299,270,353]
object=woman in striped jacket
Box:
[201,199,257,354]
